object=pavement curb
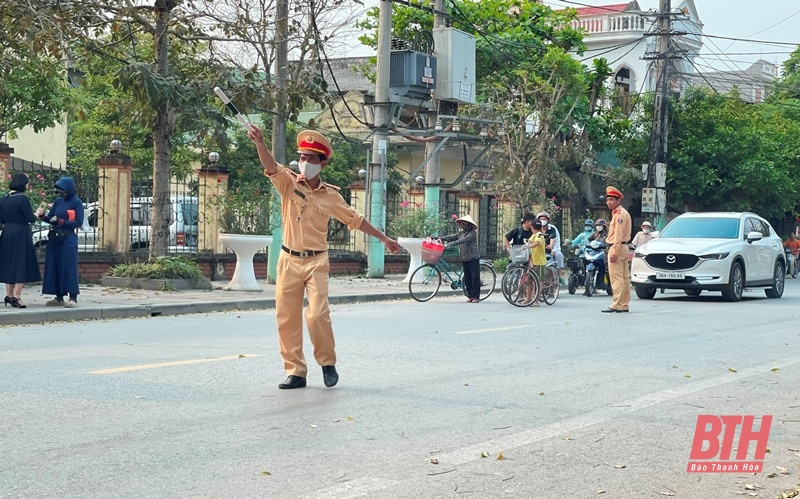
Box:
[0,292,422,326]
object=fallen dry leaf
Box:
[744,484,757,490]
[729,367,738,373]
[538,392,545,396]
[777,466,790,474]
[561,435,574,441]
[658,492,675,497]
[238,354,246,358]
[672,364,678,369]
[309,424,318,428]
[684,374,692,378]
[768,472,778,478]
[772,367,780,372]
[259,471,272,476]
[614,464,626,469]
[430,458,439,465]
[597,490,606,495]
[496,452,505,461]
[480,451,489,458]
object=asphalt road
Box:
[3,281,800,498]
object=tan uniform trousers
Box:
[275,251,335,377]
[609,244,631,311]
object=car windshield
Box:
[659,217,740,239]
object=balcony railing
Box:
[571,14,647,34]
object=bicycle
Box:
[408,257,497,302]
[501,259,560,307]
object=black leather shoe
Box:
[322,366,339,387]
[601,308,626,313]
[278,375,307,389]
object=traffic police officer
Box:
[248,126,400,389]
[602,185,632,313]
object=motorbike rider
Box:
[571,219,595,255]
[588,218,609,289]
[537,211,564,270]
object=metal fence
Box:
[7,160,507,259]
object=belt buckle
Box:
[298,251,309,257]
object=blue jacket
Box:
[41,177,83,296]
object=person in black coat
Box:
[0,174,42,308]
[38,177,84,308]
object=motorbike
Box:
[583,239,612,297]
[566,243,587,295]
[786,248,799,278]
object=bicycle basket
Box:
[421,246,444,265]
[509,245,529,264]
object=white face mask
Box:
[643,229,650,235]
[298,159,322,179]
[595,225,603,232]
[540,219,548,227]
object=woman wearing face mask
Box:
[38,177,84,308]
[629,221,653,250]
[571,218,595,255]
[440,215,481,303]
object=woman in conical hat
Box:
[441,214,481,302]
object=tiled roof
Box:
[573,3,631,17]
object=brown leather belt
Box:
[281,245,326,258]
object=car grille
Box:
[644,253,699,270]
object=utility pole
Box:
[424,0,446,211]
[268,0,289,283]
[367,0,392,277]
[647,0,670,230]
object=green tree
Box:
[358,1,625,210]
[618,87,800,219]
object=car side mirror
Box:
[746,231,763,243]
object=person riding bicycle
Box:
[526,219,547,307]
[441,215,481,303]
[570,219,595,256]
[504,212,536,252]
[588,218,609,289]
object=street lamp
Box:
[208,151,220,165]
[110,139,123,154]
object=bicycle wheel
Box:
[408,264,442,302]
[502,267,538,307]
[477,263,497,301]
[542,264,560,305]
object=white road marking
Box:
[89,354,262,374]
[454,325,531,335]
[302,353,800,498]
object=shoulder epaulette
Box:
[322,182,341,192]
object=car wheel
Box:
[568,274,578,295]
[721,262,744,302]
[684,289,702,296]
[635,285,656,299]
[765,260,785,299]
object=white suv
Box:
[33,197,198,253]
[630,212,786,301]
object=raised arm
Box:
[247,125,278,176]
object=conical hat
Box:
[456,214,477,228]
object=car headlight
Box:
[634,251,647,258]
[699,252,730,260]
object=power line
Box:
[703,33,799,48]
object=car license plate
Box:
[656,271,684,279]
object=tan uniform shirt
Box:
[606,205,632,258]
[267,164,365,251]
